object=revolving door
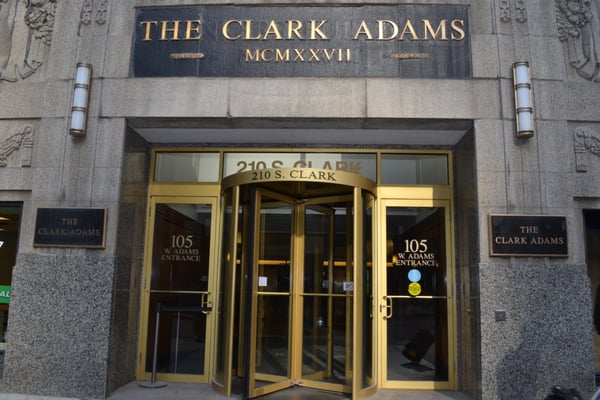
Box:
[213,169,376,399]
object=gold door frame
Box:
[137,195,220,384]
[376,197,457,390]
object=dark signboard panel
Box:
[132,5,471,78]
[34,208,107,248]
[489,215,568,257]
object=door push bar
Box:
[381,296,393,319]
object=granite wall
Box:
[454,129,481,399]
[1,254,115,398]
[106,129,149,395]
[480,262,593,400]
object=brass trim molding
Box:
[221,167,377,193]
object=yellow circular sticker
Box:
[408,282,422,296]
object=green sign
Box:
[0,286,11,304]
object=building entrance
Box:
[138,150,457,398]
[381,201,453,387]
[139,197,218,383]
[214,170,376,399]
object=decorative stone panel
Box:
[574,126,600,172]
[80,0,107,27]
[555,0,600,81]
[0,124,34,168]
[0,0,57,82]
[499,0,528,23]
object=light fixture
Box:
[512,61,534,139]
[69,63,92,137]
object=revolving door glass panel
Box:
[217,173,375,399]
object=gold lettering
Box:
[323,48,335,61]
[223,20,242,40]
[495,236,528,245]
[354,20,373,40]
[310,20,328,39]
[519,225,539,234]
[293,48,306,61]
[293,161,310,168]
[399,20,419,40]
[244,20,261,40]
[378,20,398,40]
[242,47,351,63]
[263,20,283,40]
[245,48,260,62]
[348,161,361,173]
[287,20,303,39]
[451,19,466,40]
[261,48,274,61]
[160,20,181,41]
[423,19,448,40]
[275,48,290,61]
[308,48,320,61]
[140,21,158,41]
[185,20,202,40]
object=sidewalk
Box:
[107,382,472,400]
[0,382,473,400]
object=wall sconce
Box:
[69,63,92,137]
[512,61,534,139]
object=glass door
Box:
[215,169,377,399]
[247,188,360,398]
[247,188,295,397]
[381,200,455,389]
[139,197,218,383]
[301,200,348,389]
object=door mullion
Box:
[290,202,305,382]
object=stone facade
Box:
[0,0,599,399]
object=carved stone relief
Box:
[500,0,511,22]
[555,0,600,81]
[499,0,528,23]
[515,0,528,23]
[80,0,106,27]
[574,127,600,172]
[0,125,34,167]
[0,0,57,82]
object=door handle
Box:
[201,292,212,314]
[381,296,392,319]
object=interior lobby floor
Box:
[108,382,472,400]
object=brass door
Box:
[139,197,218,383]
[248,188,359,398]
[380,200,455,389]
[215,172,375,399]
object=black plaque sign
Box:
[132,5,471,78]
[34,208,107,248]
[489,214,568,257]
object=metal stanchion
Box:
[139,303,167,389]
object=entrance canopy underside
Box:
[127,118,472,146]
